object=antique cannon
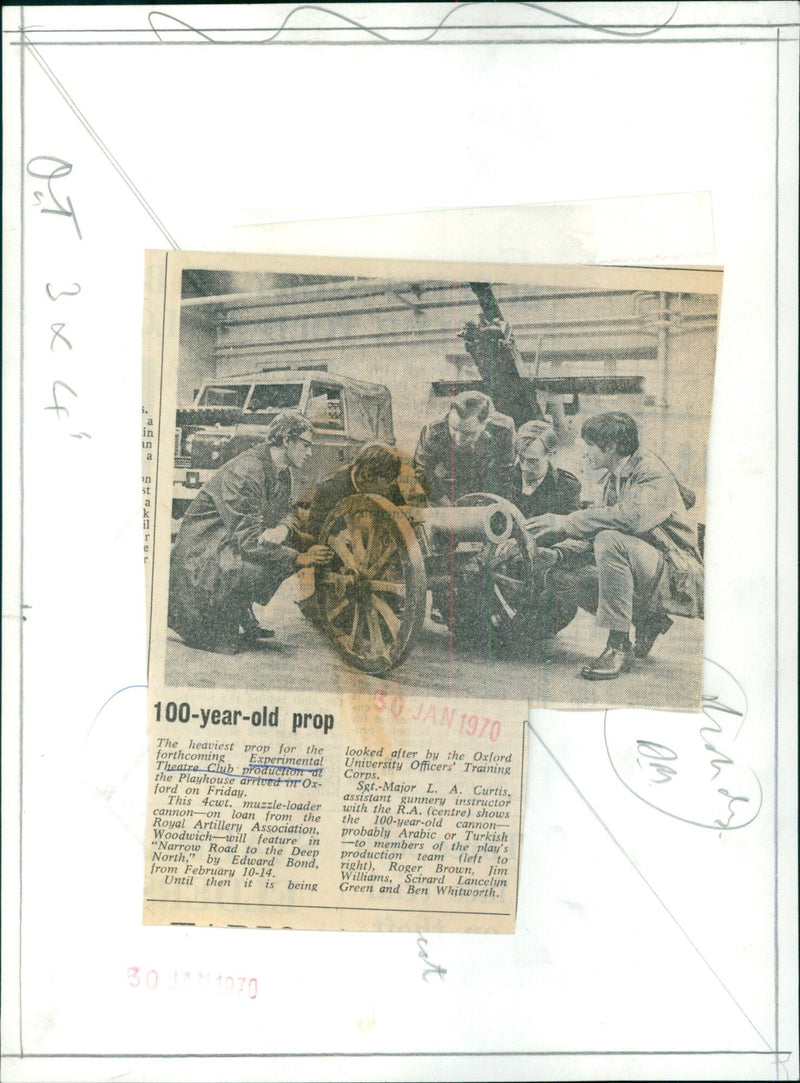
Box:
[312,492,538,675]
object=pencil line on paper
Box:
[7,36,797,48]
[144,3,682,46]
[147,251,169,683]
[19,33,180,250]
[18,15,26,1062]
[0,1050,792,1061]
[5,20,800,35]
[772,25,781,1076]
[530,722,774,1053]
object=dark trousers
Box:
[185,560,290,653]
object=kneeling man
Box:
[529,411,703,679]
[168,409,331,654]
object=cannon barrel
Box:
[409,502,514,546]
[311,491,539,674]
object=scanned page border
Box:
[4,6,797,1074]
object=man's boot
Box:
[240,606,276,646]
[581,631,634,680]
[633,611,673,659]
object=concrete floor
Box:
[164,573,704,711]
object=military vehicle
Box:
[172,367,395,518]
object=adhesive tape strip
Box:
[233,192,714,266]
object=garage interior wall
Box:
[176,278,718,516]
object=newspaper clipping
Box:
[142,252,721,931]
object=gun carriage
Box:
[312,492,539,675]
[308,280,584,676]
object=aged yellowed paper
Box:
[145,689,526,933]
[142,251,721,930]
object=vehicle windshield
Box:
[197,385,250,408]
[246,383,304,413]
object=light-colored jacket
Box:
[562,448,704,617]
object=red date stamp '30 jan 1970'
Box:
[127,967,258,999]
[373,691,504,743]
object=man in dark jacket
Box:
[413,391,514,505]
[506,420,582,644]
[509,419,582,519]
[306,442,405,539]
[529,411,703,679]
[298,443,407,627]
[168,409,330,654]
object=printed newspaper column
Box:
[144,691,527,933]
[141,250,167,597]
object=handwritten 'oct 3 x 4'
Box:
[604,659,761,832]
[26,154,90,439]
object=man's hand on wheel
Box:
[258,525,290,546]
[536,547,561,569]
[297,544,334,568]
[493,538,520,563]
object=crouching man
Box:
[413,390,515,506]
[168,409,331,655]
[297,442,407,626]
[528,411,703,680]
[305,441,406,539]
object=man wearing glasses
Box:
[413,390,514,506]
[509,419,581,520]
[168,409,331,655]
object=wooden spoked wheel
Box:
[316,494,428,674]
[452,493,538,647]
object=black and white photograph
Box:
[149,255,720,710]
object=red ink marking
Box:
[127,967,258,998]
